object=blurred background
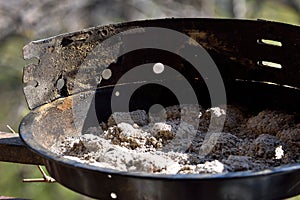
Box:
[0,0,299,199]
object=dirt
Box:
[51,104,300,174]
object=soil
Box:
[51,104,300,174]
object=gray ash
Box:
[51,104,299,174]
[246,110,294,136]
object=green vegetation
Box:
[254,1,300,25]
[0,162,90,199]
[0,36,29,131]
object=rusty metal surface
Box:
[0,132,44,165]
[19,84,300,199]
[22,18,300,109]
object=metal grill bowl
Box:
[19,18,300,200]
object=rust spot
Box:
[57,97,72,111]
[198,31,207,39]
[188,30,208,45]
[34,103,54,122]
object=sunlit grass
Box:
[0,162,93,199]
[248,1,300,25]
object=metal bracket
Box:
[0,132,44,165]
[23,165,56,183]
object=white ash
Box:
[275,146,284,160]
[51,104,299,174]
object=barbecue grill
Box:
[1,18,300,200]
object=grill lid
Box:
[22,18,300,110]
